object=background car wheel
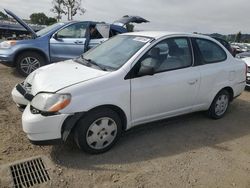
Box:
[16,52,46,77]
[74,108,122,154]
[207,90,230,119]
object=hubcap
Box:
[215,94,229,116]
[86,117,117,150]
[20,57,40,75]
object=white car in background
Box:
[12,32,247,154]
[242,57,250,88]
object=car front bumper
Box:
[12,85,29,109]
[0,49,15,66]
[22,104,69,143]
[12,83,71,144]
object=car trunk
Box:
[113,15,149,27]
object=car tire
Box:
[16,52,46,77]
[207,90,230,119]
[74,108,122,154]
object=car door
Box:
[87,23,110,50]
[49,22,88,62]
[192,38,230,108]
[88,38,108,49]
[130,37,200,126]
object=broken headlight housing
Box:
[31,93,71,113]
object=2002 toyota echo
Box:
[12,32,247,154]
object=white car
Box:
[242,57,250,88]
[12,32,247,154]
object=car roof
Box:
[122,31,212,40]
[61,21,127,33]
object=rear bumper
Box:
[233,81,246,96]
[246,73,250,87]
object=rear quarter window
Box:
[195,38,227,64]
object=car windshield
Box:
[36,23,65,37]
[80,35,152,70]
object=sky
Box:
[0,0,249,34]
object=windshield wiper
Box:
[80,56,107,71]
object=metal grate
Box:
[10,157,50,188]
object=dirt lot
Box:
[0,64,250,188]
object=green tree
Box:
[235,31,242,43]
[30,13,49,25]
[51,0,65,21]
[0,11,8,20]
[46,17,57,25]
[62,0,86,20]
[30,13,57,25]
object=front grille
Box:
[16,83,34,101]
[10,157,50,188]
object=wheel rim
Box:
[20,57,40,75]
[86,117,118,150]
[215,94,229,116]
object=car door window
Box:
[195,38,227,64]
[138,37,192,74]
[57,23,87,38]
[109,29,122,37]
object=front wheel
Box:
[207,90,230,119]
[74,108,122,154]
[16,52,46,77]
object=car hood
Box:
[243,57,250,66]
[4,9,37,38]
[25,59,109,94]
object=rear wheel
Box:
[207,90,230,119]
[16,52,46,76]
[74,108,122,154]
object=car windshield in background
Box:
[36,22,65,37]
[81,35,152,70]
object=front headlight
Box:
[0,40,16,49]
[31,93,71,113]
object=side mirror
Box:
[53,33,63,41]
[53,33,59,40]
[138,64,155,76]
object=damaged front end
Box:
[11,70,35,111]
[12,81,33,111]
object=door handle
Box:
[74,40,83,44]
[188,79,198,85]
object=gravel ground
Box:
[0,64,250,188]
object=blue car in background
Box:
[0,9,148,76]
